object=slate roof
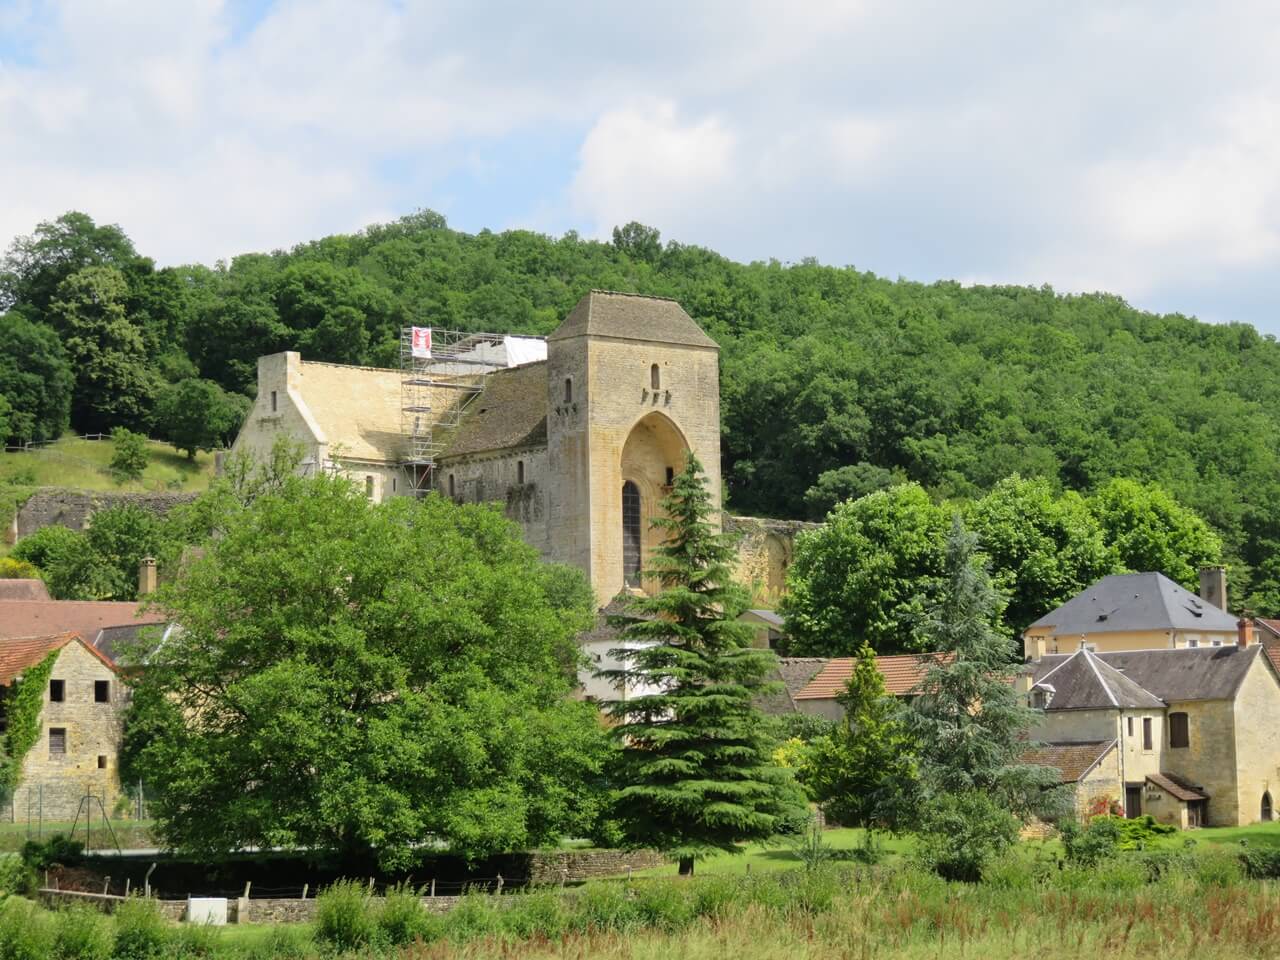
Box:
[0,632,118,685]
[1032,649,1166,710]
[1028,572,1239,635]
[793,652,954,700]
[1022,740,1116,783]
[1147,771,1208,802]
[1031,646,1263,703]
[745,610,785,629]
[0,600,166,644]
[92,622,168,665]
[440,361,548,460]
[0,579,51,601]
[547,291,718,349]
[753,658,828,716]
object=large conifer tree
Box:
[601,452,804,875]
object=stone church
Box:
[231,290,805,615]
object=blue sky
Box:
[3,1,1280,333]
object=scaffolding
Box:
[400,328,545,494]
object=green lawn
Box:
[0,437,217,494]
[629,828,914,877]
[0,819,156,852]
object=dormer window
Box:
[1031,684,1054,710]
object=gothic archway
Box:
[619,412,690,592]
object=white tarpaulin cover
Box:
[503,336,547,367]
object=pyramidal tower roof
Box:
[547,290,718,349]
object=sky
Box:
[3,1,1280,332]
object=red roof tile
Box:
[1022,740,1115,782]
[793,652,955,700]
[0,632,118,685]
[0,600,165,645]
[1147,771,1208,802]
[0,580,51,602]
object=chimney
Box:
[1200,566,1228,611]
[138,556,157,597]
[1238,618,1254,648]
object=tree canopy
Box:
[123,472,611,867]
[2,209,1277,607]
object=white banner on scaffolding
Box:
[410,326,432,359]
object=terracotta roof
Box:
[440,361,548,460]
[0,579,51,601]
[547,291,718,349]
[1022,740,1116,783]
[1032,649,1166,710]
[1147,771,1208,802]
[1262,635,1280,675]
[794,652,955,700]
[0,632,119,685]
[0,600,166,644]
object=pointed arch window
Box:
[622,481,642,587]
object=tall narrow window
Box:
[1169,712,1190,748]
[651,364,660,390]
[1142,717,1153,751]
[392,477,397,493]
[49,728,66,756]
[270,391,278,413]
[1127,716,1134,737]
[622,481,642,588]
[49,680,64,703]
[564,378,573,404]
[365,476,375,499]
[448,474,455,498]
[517,460,525,484]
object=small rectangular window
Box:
[1143,717,1153,751]
[1170,712,1190,749]
[49,680,64,703]
[94,680,110,703]
[97,755,107,769]
[392,477,397,493]
[665,466,675,486]
[1127,717,1134,736]
[365,476,375,499]
[1188,637,1200,648]
[517,460,525,485]
[49,728,66,755]
[270,390,278,412]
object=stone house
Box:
[0,633,127,821]
[1024,642,1280,827]
[1022,569,1240,660]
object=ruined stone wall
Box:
[725,515,818,607]
[13,490,198,542]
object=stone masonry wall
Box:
[726,515,818,607]
[13,489,198,542]
[526,849,665,884]
[1231,655,1280,825]
[13,643,125,821]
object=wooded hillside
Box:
[3,211,1279,611]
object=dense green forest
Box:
[3,211,1280,611]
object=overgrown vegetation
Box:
[0,650,58,799]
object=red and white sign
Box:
[410,326,432,359]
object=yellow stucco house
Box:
[1022,570,1241,660]
[1025,644,1280,827]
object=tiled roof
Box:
[0,632,118,685]
[1032,646,1261,703]
[793,652,954,700]
[752,658,827,717]
[0,579,51,601]
[1033,649,1166,710]
[547,291,718,349]
[0,600,166,644]
[440,361,548,460]
[745,609,785,629]
[1028,572,1239,635]
[1147,771,1208,802]
[1022,740,1116,783]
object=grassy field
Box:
[0,436,217,494]
[630,828,913,877]
[0,820,156,853]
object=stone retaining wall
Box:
[12,489,199,543]
[527,849,665,884]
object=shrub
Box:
[20,834,84,872]
[503,890,570,940]
[1114,814,1177,849]
[376,883,441,947]
[572,882,639,933]
[0,898,54,960]
[631,880,695,932]
[1241,846,1280,879]
[0,857,34,898]
[914,791,1020,882]
[51,905,114,960]
[111,896,169,960]
[109,429,148,484]
[982,853,1040,890]
[440,892,505,943]
[0,558,38,579]
[788,819,832,871]
[314,879,377,952]
[1194,848,1245,887]
[1060,816,1121,866]
[243,925,312,960]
